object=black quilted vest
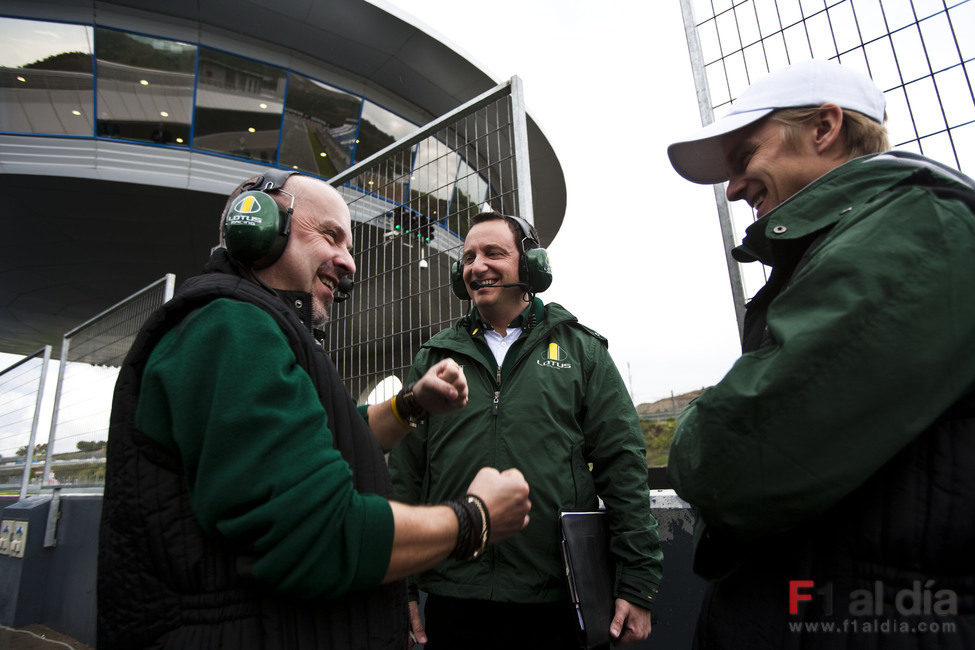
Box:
[97,250,407,649]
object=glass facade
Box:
[193,48,286,162]
[280,73,362,176]
[95,28,195,145]
[352,100,421,204]
[0,16,427,175]
[356,100,417,161]
[0,17,94,136]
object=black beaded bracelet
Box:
[396,382,428,426]
[444,499,476,560]
[465,494,490,559]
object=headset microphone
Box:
[469,280,528,290]
[333,275,354,303]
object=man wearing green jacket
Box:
[98,172,534,649]
[667,60,975,647]
[388,212,662,648]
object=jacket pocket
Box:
[570,442,598,508]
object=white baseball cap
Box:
[667,59,886,184]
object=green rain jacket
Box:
[389,299,663,609]
[668,151,975,581]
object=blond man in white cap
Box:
[667,60,975,647]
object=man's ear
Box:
[813,103,845,154]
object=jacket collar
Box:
[424,299,574,351]
[732,152,948,265]
[275,288,317,334]
[204,248,318,334]
[467,298,546,335]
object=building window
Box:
[193,47,285,162]
[279,73,363,177]
[0,19,424,176]
[356,100,416,163]
[0,17,94,136]
[95,28,195,146]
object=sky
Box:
[375,0,745,404]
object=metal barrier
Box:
[0,347,52,498]
[42,274,175,487]
[679,0,975,336]
[328,77,534,402]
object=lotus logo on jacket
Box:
[537,342,572,370]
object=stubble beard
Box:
[312,296,332,329]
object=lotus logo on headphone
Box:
[222,169,297,269]
[233,195,264,215]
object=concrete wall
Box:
[0,492,101,646]
[644,492,708,648]
[0,491,706,648]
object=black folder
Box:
[559,510,614,650]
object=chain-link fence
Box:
[680,0,975,332]
[41,274,175,488]
[328,78,534,402]
[0,347,52,497]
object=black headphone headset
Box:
[222,168,298,269]
[222,168,353,301]
[450,214,553,299]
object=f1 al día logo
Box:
[789,579,958,617]
[537,342,571,370]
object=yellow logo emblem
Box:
[538,342,571,369]
[233,195,262,214]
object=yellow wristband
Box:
[390,395,410,429]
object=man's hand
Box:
[408,600,427,646]
[413,358,468,414]
[367,359,468,451]
[609,598,652,645]
[465,467,531,543]
[384,469,528,583]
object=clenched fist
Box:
[466,467,531,543]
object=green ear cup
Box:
[523,247,552,293]
[223,190,289,268]
[450,260,468,299]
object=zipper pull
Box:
[492,365,502,416]
[492,366,501,415]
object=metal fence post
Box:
[17,346,52,499]
[679,0,746,341]
[510,75,535,225]
[44,338,71,486]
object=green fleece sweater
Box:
[136,298,394,598]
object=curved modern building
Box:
[0,0,566,364]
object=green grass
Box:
[643,418,676,468]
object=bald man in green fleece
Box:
[98,171,532,649]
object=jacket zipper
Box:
[490,362,502,590]
[492,365,501,416]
